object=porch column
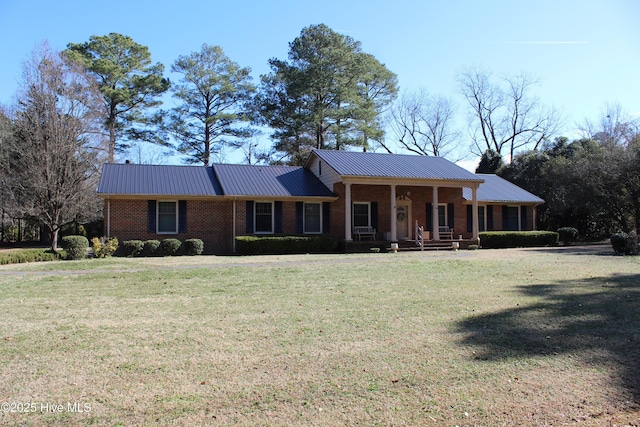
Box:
[344,182,352,241]
[390,184,397,242]
[432,186,440,240]
[472,185,479,242]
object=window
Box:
[304,203,322,234]
[438,204,447,227]
[505,206,520,230]
[478,206,486,232]
[157,201,177,233]
[255,202,273,233]
[353,202,370,227]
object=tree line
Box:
[0,24,638,248]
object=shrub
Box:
[611,232,638,255]
[479,231,558,249]
[161,238,182,256]
[121,240,144,257]
[61,235,89,260]
[236,235,339,255]
[557,227,579,245]
[468,244,479,250]
[143,240,161,256]
[91,236,119,258]
[184,239,204,256]
[0,249,58,265]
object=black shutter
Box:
[521,205,528,231]
[246,201,254,233]
[274,201,283,233]
[178,200,187,233]
[322,202,330,233]
[371,202,378,229]
[425,203,433,231]
[467,205,473,232]
[295,202,304,234]
[148,200,156,233]
[502,205,508,230]
[487,205,494,230]
[447,203,454,228]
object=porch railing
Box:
[415,220,424,251]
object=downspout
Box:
[232,198,237,253]
[107,197,111,238]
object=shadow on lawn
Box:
[456,272,640,402]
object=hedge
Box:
[479,231,558,249]
[161,238,182,256]
[184,239,204,256]
[236,235,339,255]
[0,249,58,265]
[121,240,144,257]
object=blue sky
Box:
[1,0,638,166]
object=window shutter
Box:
[274,201,283,233]
[447,203,454,228]
[487,205,494,230]
[322,202,330,233]
[502,205,508,230]
[295,202,303,234]
[246,201,254,233]
[425,203,433,231]
[148,200,156,233]
[178,200,187,233]
[371,202,378,229]
[520,205,528,231]
[467,205,472,232]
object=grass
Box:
[0,247,639,426]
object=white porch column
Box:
[390,184,397,242]
[472,185,479,242]
[344,182,352,241]
[432,186,440,240]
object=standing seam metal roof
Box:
[212,163,334,197]
[462,174,545,203]
[97,163,223,196]
[310,149,484,182]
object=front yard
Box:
[0,247,638,426]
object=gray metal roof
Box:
[463,174,545,204]
[98,163,223,196]
[212,163,334,198]
[310,149,484,182]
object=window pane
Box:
[158,202,176,233]
[304,203,321,233]
[353,203,369,227]
[255,202,273,233]
[478,206,486,232]
[506,206,519,230]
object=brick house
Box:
[97,149,544,254]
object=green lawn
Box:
[0,247,638,426]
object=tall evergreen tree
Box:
[65,33,170,162]
[256,24,397,164]
[167,44,255,165]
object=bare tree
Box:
[388,89,460,158]
[579,102,640,146]
[7,43,102,251]
[458,68,561,160]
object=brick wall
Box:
[106,199,234,254]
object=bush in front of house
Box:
[91,236,119,258]
[557,227,579,245]
[479,231,558,249]
[121,240,144,257]
[161,238,182,256]
[611,231,638,255]
[184,239,204,256]
[235,235,339,255]
[61,235,89,260]
[0,249,59,265]
[143,239,161,256]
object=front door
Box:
[396,204,410,240]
